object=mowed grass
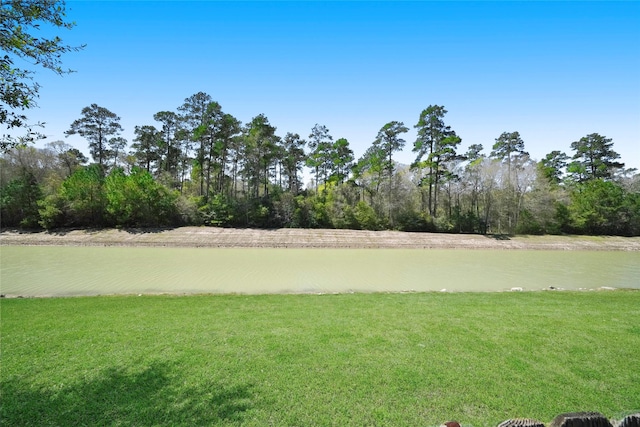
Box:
[1,292,639,426]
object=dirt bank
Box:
[2,227,639,250]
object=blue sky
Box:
[30,1,640,170]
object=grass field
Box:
[1,291,639,426]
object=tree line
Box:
[1,94,639,236]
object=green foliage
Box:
[198,193,235,226]
[1,0,83,149]
[319,182,356,229]
[491,131,528,163]
[2,96,640,236]
[290,194,330,229]
[37,194,64,229]
[152,111,182,179]
[58,164,106,226]
[330,137,354,184]
[104,167,178,227]
[66,104,124,167]
[353,201,383,230]
[551,202,571,234]
[515,209,544,235]
[306,195,331,229]
[412,105,463,218]
[354,143,386,198]
[241,114,279,199]
[396,210,436,232]
[131,125,162,173]
[35,165,181,228]
[228,197,278,228]
[413,105,450,160]
[281,133,306,194]
[0,171,42,227]
[57,146,88,176]
[539,150,569,185]
[374,120,409,177]
[449,207,482,233]
[291,194,315,228]
[251,202,272,228]
[621,191,640,236]
[433,214,455,233]
[175,195,201,225]
[307,124,334,189]
[567,179,638,235]
[570,133,624,181]
[103,168,129,224]
[272,191,297,227]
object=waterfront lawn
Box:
[1,291,639,426]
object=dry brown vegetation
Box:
[2,227,639,250]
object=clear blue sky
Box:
[31,0,640,171]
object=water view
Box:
[2,246,638,297]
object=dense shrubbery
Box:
[1,98,638,235]
[566,179,640,236]
[2,150,638,236]
[0,171,42,228]
[28,166,181,229]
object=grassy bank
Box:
[2,292,639,426]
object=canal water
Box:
[1,246,638,296]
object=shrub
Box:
[396,210,436,232]
[0,172,43,228]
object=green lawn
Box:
[1,292,639,426]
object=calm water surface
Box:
[1,246,638,296]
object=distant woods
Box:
[1,94,639,235]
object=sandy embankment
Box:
[1,227,639,251]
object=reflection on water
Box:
[1,246,639,296]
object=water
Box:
[1,246,638,296]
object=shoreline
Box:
[2,227,639,251]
